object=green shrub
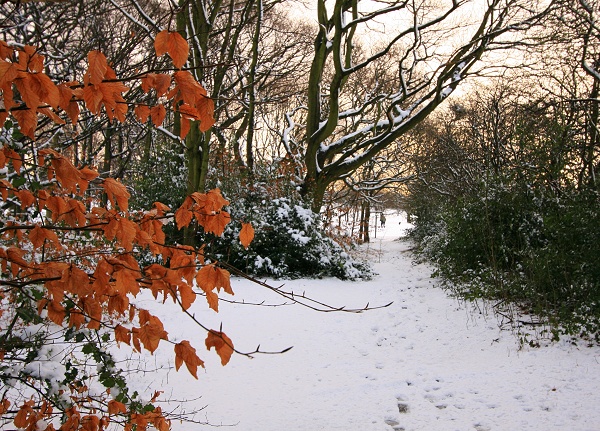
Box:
[207,194,372,280]
[409,180,600,342]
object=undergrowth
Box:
[408,184,600,345]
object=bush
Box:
[408,180,600,342]
[207,193,372,280]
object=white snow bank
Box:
[122,212,600,431]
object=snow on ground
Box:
[129,212,600,431]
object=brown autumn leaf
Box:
[114,267,140,296]
[197,96,215,132]
[201,210,230,236]
[14,73,41,110]
[87,50,108,85]
[0,59,18,87]
[15,189,35,209]
[150,104,166,127]
[12,108,37,139]
[44,195,68,222]
[102,177,130,212]
[13,400,34,429]
[137,309,168,353]
[141,73,171,96]
[50,154,81,194]
[178,282,196,310]
[179,116,191,139]
[174,205,193,230]
[239,222,255,249]
[33,72,60,109]
[82,84,104,114]
[205,330,234,366]
[134,104,150,123]
[29,225,60,249]
[154,30,189,69]
[0,398,10,415]
[114,325,131,346]
[57,83,79,125]
[47,299,66,325]
[115,217,138,251]
[3,147,22,174]
[174,340,205,379]
[195,265,233,311]
[107,400,127,415]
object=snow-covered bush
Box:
[208,196,372,280]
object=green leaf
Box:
[12,176,26,187]
[82,343,96,355]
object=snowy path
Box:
[135,213,600,431]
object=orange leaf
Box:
[6,246,28,268]
[174,340,204,379]
[50,154,85,194]
[58,83,79,125]
[0,59,18,87]
[13,401,34,428]
[153,74,171,96]
[12,108,37,139]
[29,225,58,249]
[173,71,206,107]
[202,210,230,236]
[39,107,65,125]
[82,84,104,114]
[174,205,193,230]
[45,195,68,222]
[154,30,189,69]
[15,189,35,209]
[114,267,140,296]
[102,177,130,211]
[14,73,41,110]
[3,147,22,173]
[141,73,171,96]
[179,116,191,139]
[197,96,215,132]
[115,217,138,251]
[239,222,255,249]
[138,309,168,353]
[47,299,66,325]
[205,330,234,366]
[87,51,108,85]
[114,324,131,346]
[0,398,10,415]
[178,282,196,310]
[150,104,166,127]
[134,104,150,123]
[34,72,60,109]
[108,400,127,415]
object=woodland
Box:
[0,0,598,429]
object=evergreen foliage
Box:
[206,190,372,280]
[406,86,600,342]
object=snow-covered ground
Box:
[131,212,600,431]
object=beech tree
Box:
[279,0,560,211]
[0,31,253,430]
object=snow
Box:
[127,212,600,431]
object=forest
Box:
[0,0,598,429]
